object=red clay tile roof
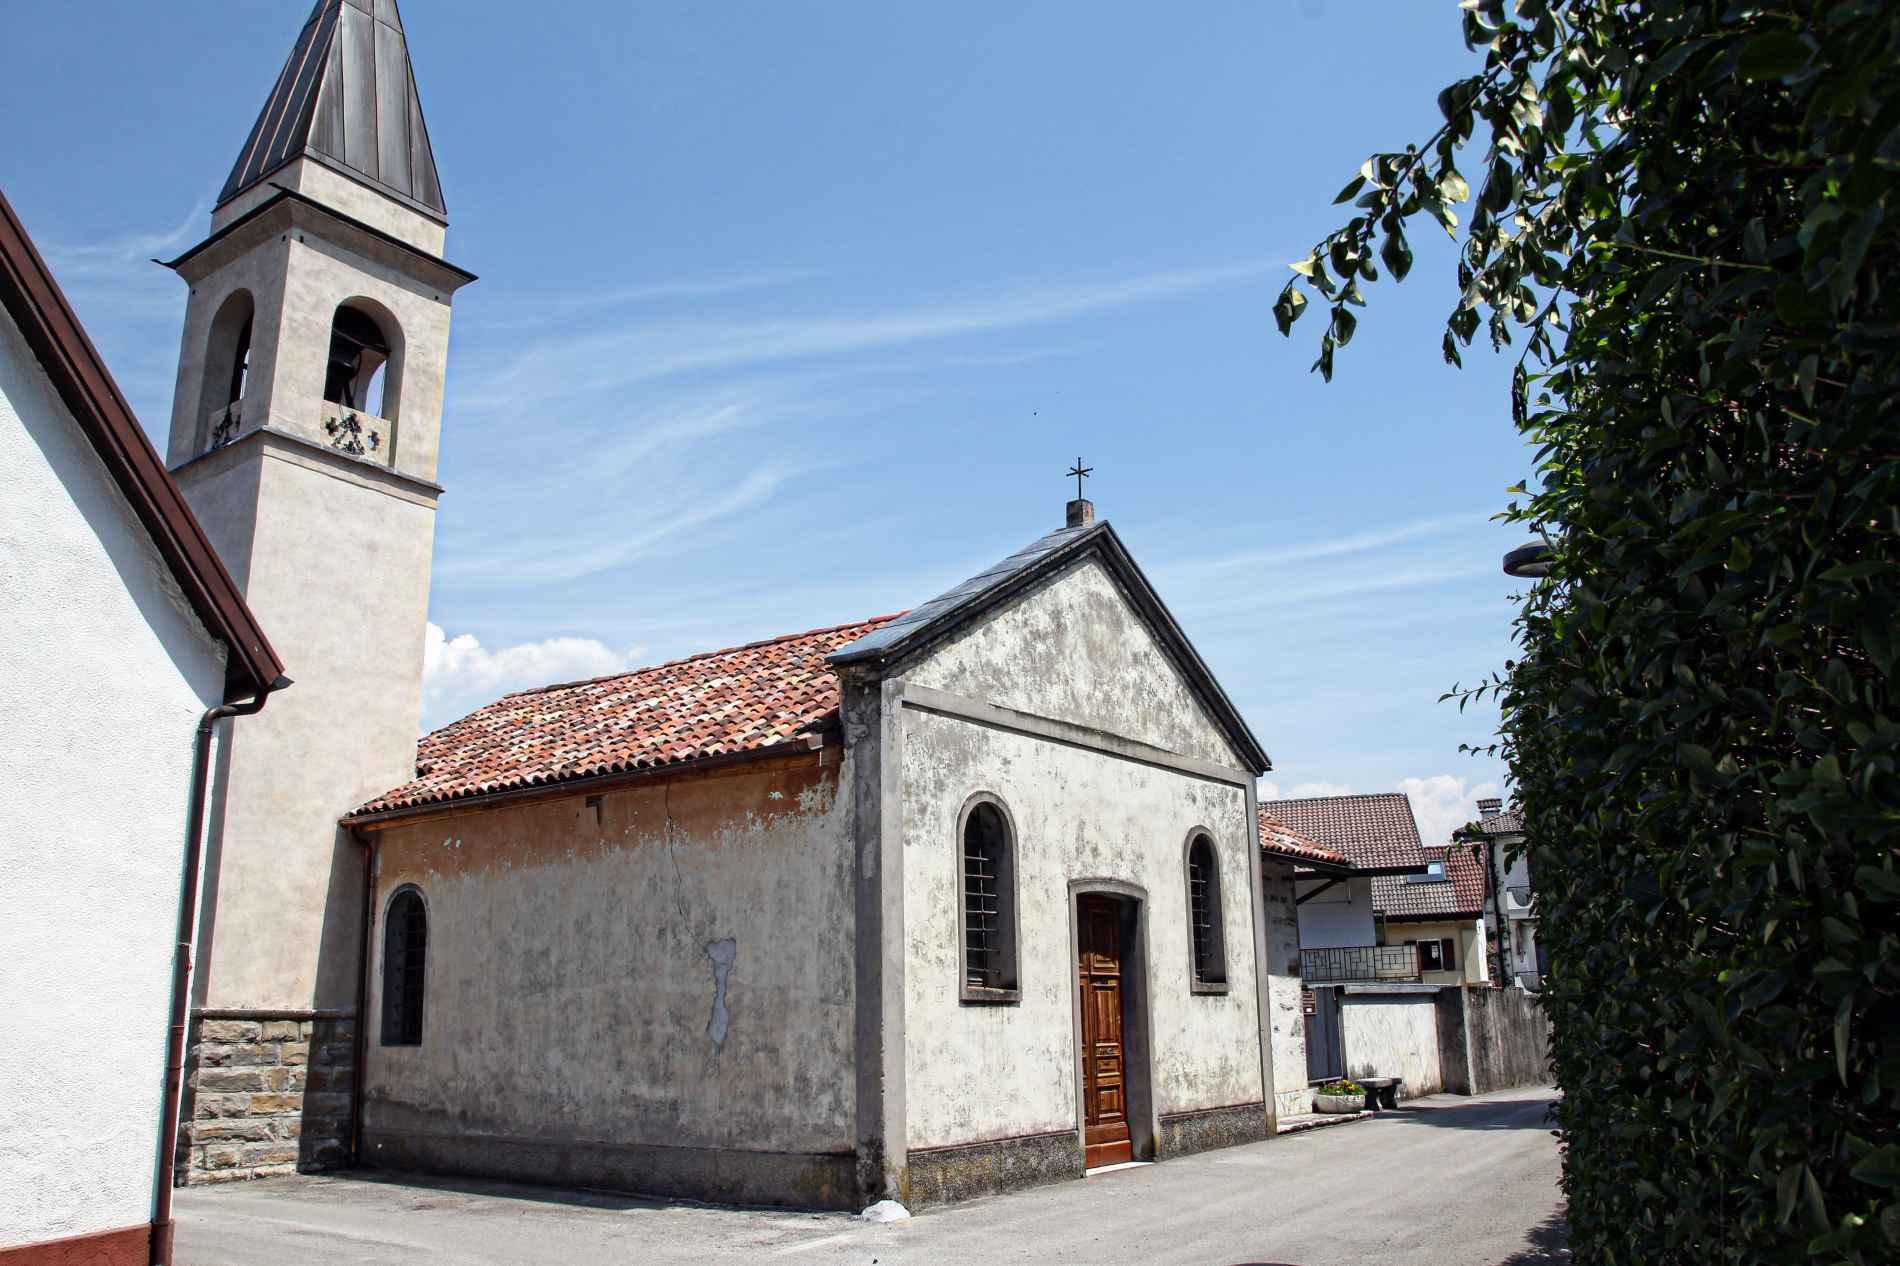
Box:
[1260,792,1484,920]
[1258,808,1347,867]
[1478,807,1525,835]
[352,615,904,818]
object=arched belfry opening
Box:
[324,302,399,419]
[198,289,256,449]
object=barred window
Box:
[960,800,1018,1000]
[1187,834,1227,989]
[381,888,428,1046]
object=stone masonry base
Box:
[176,1010,355,1184]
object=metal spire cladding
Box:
[219,0,446,218]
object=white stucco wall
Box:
[361,754,858,1163]
[1390,919,1490,986]
[185,444,436,1010]
[1340,991,1444,1098]
[0,311,228,1247]
[900,709,1259,1150]
[1294,875,1378,949]
[902,557,1243,769]
[1260,859,1312,1119]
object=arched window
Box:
[1186,834,1227,991]
[325,304,392,414]
[960,798,1019,1002]
[381,887,427,1046]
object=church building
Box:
[149,0,1312,1210]
[344,505,1293,1208]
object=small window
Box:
[960,799,1019,1002]
[1186,834,1227,991]
[381,888,427,1046]
[1405,860,1449,883]
[1414,937,1458,973]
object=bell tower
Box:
[162,0,474,1181]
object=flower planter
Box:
[1313,1094,1362,1114]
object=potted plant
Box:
[1312,1079,1365,1113]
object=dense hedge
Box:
[1276,2,1897,1261]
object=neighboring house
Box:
[0,192,283,1266]
[1263,792,1488,987]
[1473,798,1542,989]
[341,506,1296,1210]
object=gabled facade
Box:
[343,502,1296,1209]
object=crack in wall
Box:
[705,937,737,1050]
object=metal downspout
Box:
[151,675,290,1266]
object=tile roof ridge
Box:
[1261,791,1406,805]
[495,612,913,702]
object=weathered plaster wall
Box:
[1260,859,1312,1120]
[1293,875,1378,949]
[899,708,1261,1152]
[212,157,448,256]
[360,754,858,1203]
[1340,989,1444,1097]
[901,557,1241,769]
[0,311,228,1248]
[186,445,436,1012]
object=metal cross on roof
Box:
[1068,458,1093,501]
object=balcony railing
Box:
[1300,944,1421,984]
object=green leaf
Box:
[1333,174,1368,205]
[1852,1147,1900,1189]
[1272,285,1308,336]
[1290,255,1318,278]
[1331,305,1358,347]
[1737,32,1812,81]
[1381,229,1414,281]
[1439,168,1470,202]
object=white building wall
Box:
[900,710,1259,1149]
[0,312,228,1247]
[1294,876,1378,949]
[1340,990,1444,1098]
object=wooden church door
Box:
[1077,895,1132,1168]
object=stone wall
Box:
[1436,987,1552,1095]
[176,1011,355,1183]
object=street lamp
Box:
[1502,539,1554,578]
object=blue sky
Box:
[4,0,1532,844]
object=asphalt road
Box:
[174,1087,1567,1266]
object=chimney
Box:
[1476,797,1503,819]
[1066,498,1096,529]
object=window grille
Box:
[1187,836,1225,987]
[961,802,1016,996]
[381,888,427,1046]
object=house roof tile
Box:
[1257,808,1347,867]
[1259,792,1484,920]
[352,615,903,818]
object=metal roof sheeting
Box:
[220,0,446,217]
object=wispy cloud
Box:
[480,268,819,327]
[437,464,800,586]
[1162,513,1478,580]
[457,260,1269,413]
[40,202,207,281]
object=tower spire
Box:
[220,0,446,219]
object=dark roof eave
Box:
[0,190,284,699]
[160,188,476,287]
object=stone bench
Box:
[1358,1077,1402,1111]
